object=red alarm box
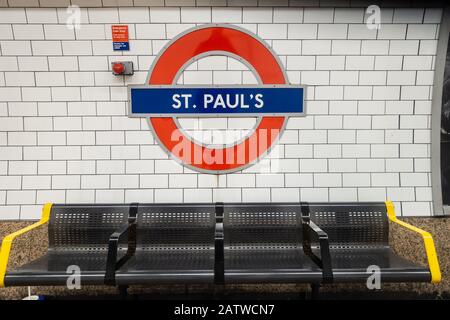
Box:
[111,61,133,75]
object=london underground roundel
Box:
[129,24,305,174]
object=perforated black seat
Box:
[115,204,216,285]
[5,204,129,286]
[308,202,431,283]
[223,203,323,283]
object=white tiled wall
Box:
[0,1,442,219]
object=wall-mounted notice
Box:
[112,25,129,51]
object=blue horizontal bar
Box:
[129,86,304,117]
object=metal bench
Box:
[306,202,441,283]
[110,203,216,285]
[222,203,330,284]
[0,204,131,286]
[0,201,441,291]
[105,202,332,286]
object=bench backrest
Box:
[47,202,388,252]
[308,202,388,249]
[136,204,216,251]
[48,204,129,251]
[223,203,303,249]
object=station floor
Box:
[0,217,448,300]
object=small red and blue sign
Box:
[128,25,305,174]
[112,25,129,51]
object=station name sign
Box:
[129,24,306,173]
[129,85,304,117]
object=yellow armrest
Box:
[0,203,52,287]
[385,201,441,283]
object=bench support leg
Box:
[213,284,225,299]
[310,284,320,300]
[118,285,129,299]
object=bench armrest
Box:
[385,201,441,283]
[302,219,333,283]
[105,221,136,285]
[0,203,52,288]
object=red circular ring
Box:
[148,26,287,173]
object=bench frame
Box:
[0,201,441,289]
